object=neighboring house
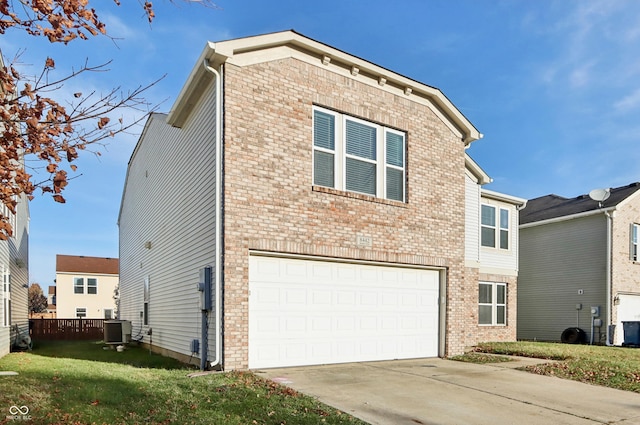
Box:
[118,30,520,370]
[47,285,57,316]
[465,156,526,343]
[518,182,640,345]
[0,52,30,358]
[55,255,119,319]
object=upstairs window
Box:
[632,223,639,262]
[313,107,406,202]
[87,278,97,295]
[481,205,509,249]
[74,278,84,294]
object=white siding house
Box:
[0,193,29,358]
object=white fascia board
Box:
[166,30,482,143]
[519,206,616,229]
[465,154,492,185]
[481,188,527,207]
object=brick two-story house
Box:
[118,30,522,370]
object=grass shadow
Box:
[28,340,195,370]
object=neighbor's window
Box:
[76,307,87,318]
[481,205,509,249]
[74,277,84,294]
[632,223,639,262]
[104,309,113,320]
[479,282,506,325]
[87,278,97,295]
[313,106,406,202]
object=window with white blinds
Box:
[313,106,406,202]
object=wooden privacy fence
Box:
[30,318,105,341]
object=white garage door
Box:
[248,255,441,369]
[616,294,640,345]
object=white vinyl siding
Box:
[464,174,481,262]
[118,82,219,359]
[313,106,406,202]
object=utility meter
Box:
[590,306,600,317]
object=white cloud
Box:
[614,88,640,112]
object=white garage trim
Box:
[615,293,640,346]
[248,253,446,369]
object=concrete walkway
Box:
[256,357,640,425]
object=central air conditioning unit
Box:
[104,320,132,344]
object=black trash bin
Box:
[622,321,640,347]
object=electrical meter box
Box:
[198,266,213,311]
[590,306,600,317]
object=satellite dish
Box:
[588,188,611,202]
[589,188,611,208]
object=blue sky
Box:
[4,0,640,285]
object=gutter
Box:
[605,210,614,346]
[520,206,616,229]
[203,59,224,369]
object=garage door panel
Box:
[249,256,440,368]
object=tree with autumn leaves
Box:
[0,0,213,240]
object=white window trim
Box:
[479,281,507,326]
[87,278,98,295]
[75,307,87,318]
[481,204,510,250]
[74,277,85,294]
[632,223,639,262]
[312,106,406,202]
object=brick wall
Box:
[611,191,640,325]
[221,58,469,369]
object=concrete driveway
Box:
[256,357,640,425]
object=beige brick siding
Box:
[611,191,640,326]
[221,57,470,369]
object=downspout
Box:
[203,59,223,368]
[605,210,614,346]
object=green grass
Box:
[474,341,640,392]
[0,340,367,425]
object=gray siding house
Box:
[518,183,640,345]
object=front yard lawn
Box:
[0,341,367,425]
[474,341,640,393]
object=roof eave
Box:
[165,30,482,142]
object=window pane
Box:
[314,111,335,150]
[346,120,376,160]
[346,158,376,195]
[74,278,84,294]
[87,278,97,295]
[481,227,495,247]
[500,209,509,229]
[496,306,506,324]
[478,284,492,304]
[313,151,335,187]
[479,305,492,325]
[497,285,506,304]
[481,205,495,226]
[386,168,404,201]
[386,132,404,167]
[500,229,509,249]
